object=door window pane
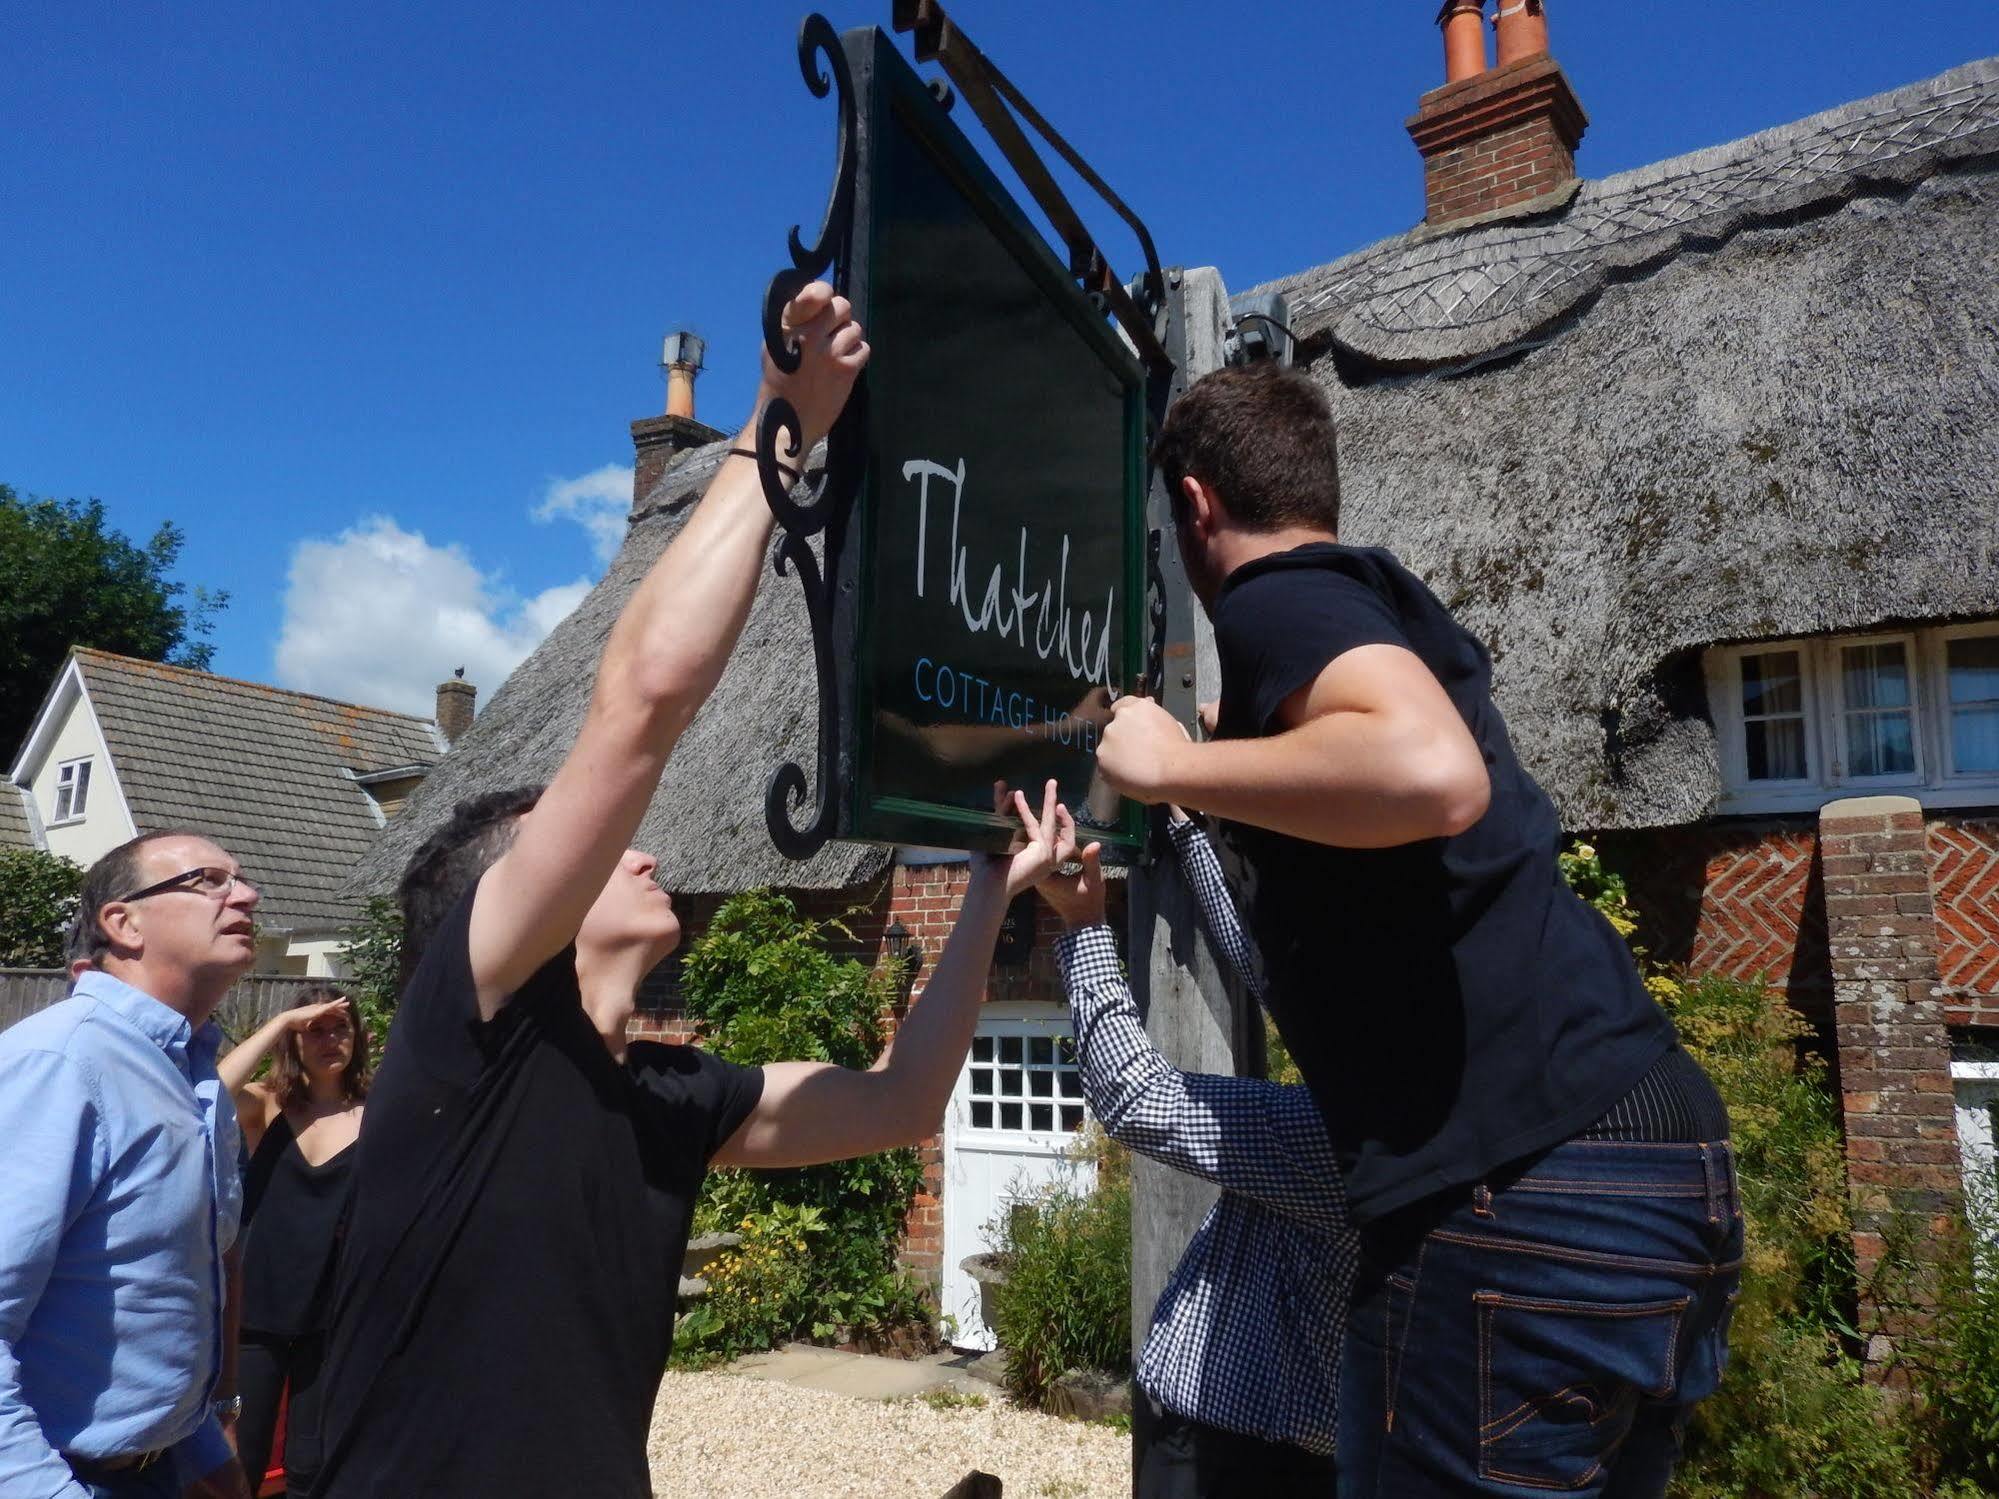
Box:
[1948,636,1999,774]
[967,1026,1087,1135]
[1740,652,1807,781]
[1841,643,1916,777]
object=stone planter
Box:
[959,1252,1009,1338]
[678,1231,742,1303]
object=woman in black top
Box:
[219,986,367,1497]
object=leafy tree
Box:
[0,484,228,756]
[0,848,84,967]
[339,894,405,1050]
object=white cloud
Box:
[275,515,590,717]
[532,463,634,566]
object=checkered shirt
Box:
[1054,817,1358,1456]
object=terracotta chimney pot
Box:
[1438,1,1489,84]
[1493,0,1550,69]
[665,365,697,419]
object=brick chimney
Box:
[435,672,476,745]
[1408,1,1587,230]
[631,329,725,511]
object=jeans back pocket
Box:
[1475,1290,1690,1491]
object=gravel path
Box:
[647,1370,1128,1497]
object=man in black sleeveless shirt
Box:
[1096,366,1740,1498]
[309,285,1075,1499]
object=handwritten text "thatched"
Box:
[902,457,1114,687]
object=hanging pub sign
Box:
[753,19,1148,858]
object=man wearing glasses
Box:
[0,833,262,1499]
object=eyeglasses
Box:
[116,865,246,903]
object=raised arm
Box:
[1036,847,1348,1230]
[467,285,867,1012]
[1162,813,1261,1004]
[712,785,1068,1168]
[1097,646,1489,849]
[217,996,349,1099]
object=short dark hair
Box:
[268,983,371,1109]
[69,829,213,970]
[398,786,545,985]
[1150,364,1341,534]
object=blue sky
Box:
[4,2,1992,715]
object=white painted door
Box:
[941,1003,1093,1351]
[1953,1061,1999,1238]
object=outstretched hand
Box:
[1035,840,1106,931]
[758,280,870,454]
[975,779,1074,901]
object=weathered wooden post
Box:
[1123,267,1253,1364]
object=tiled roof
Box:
[0,786,33,851]
[1256,57,1999,371]
[75,650,442,933]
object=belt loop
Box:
[1473,1184,1494,1219]
[1697,1143,1721,1226]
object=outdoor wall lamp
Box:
[883,918,926,981]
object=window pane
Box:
[1741,652,1802,716]
[1061,1105,1085,1131]
[1056,1037,1076,1066]
[999,1036,1022,1065]
[72,761,90,815]
[1029,1071,1053,1097]
[1000,1103,1022,1130]
[1843,643,1911,710]
[1029,1104,1053,1132]
[970,1101,992,1129]
[1848,708,1915,777]
[1059,1070,1084,1098]
[969,1068,992,1096]
[971,1036,993,1062]
[1028,1037,1053,1065]
[1953,708,1999,775]
[1745,717,1806,781]
[1948,636,1999,707]
[999,1072,1021,1097]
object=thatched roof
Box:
[349,444,892,898]
[1249,56,1999,829]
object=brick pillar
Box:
[1818,795,1960,1370]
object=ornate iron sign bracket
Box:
[757,14,868,859]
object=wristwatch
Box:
[214,1394,242,1422]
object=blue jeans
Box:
[68,1456,179,1499]
[1338,1140,1744,1499]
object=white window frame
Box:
[957,1013,1090,1147]
[1930,622,1999,784]
[1709,623,1999,814]
[50,757,92,824]
[1825,630,1926,789]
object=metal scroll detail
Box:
[760,13,865,860]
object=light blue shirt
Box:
[0,970,243,1497]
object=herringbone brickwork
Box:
[1928,816,1999,1027]
[1606,823,1830,1020]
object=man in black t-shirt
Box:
[309,285,1075,1499]
[1096,366,1740,1499]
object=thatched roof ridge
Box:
[1320,161,1999,829]
[1255,57,1999,373]
[348,439,891,898]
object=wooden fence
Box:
[0,968,331,1039]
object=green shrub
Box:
[0,848,83,967]
[987,1130,1132,1409]
[674,889,931,1361]
[338,893,404,1048]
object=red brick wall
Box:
[1602,822,1830,1021]
[1405,54,1586,226]
[1929,816,1999,1028]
